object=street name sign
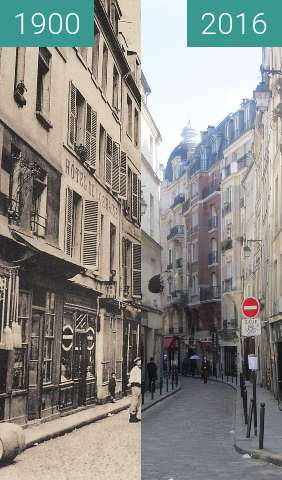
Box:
[241,317,261,337]
[242,297,260,318]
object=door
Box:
[27,309,44,420]
[74,332,88,406]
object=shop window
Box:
[92,24,100,79]
[36,48,52,128]
[43,292,55,384]
[102,44,108,94]
[127,95,133,138]
[12,291,30,391]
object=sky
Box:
[142,0,262,166]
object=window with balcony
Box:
[31,168,47,237]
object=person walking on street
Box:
[202,356,209,384]
[129,357,142,423]
[146,357,157,392]
[108,372,116,403]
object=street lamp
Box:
[253,82,271,112]
[243,239,262,258]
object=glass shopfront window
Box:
[12,291,30,391]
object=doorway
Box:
[27,308,44,420]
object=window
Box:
[64,188,83,260]
[191,182,198,198]
[134,109,139,146]
[99,125,106,178]
[92,24,100,79]
[68,83,97,167]
[12,291,30,391]
[102,44,108,94]
[112,66,119,111]
[192,273,198,295]
[122,238,131,296]
[110,223,117,273]
[43,292,56,384]
[14,48,26,106]
[82,199,100,269]
[192,209,198,228]
[191,241,198,263]
[36,48,51,118]
[132,244,141,297]
[168,249,172,266]
[31,167,47,237]
[150,194,154,237]
[127,95,133,138]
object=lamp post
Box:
[253,82,271,112]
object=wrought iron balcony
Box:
[200,286,221,302]
[31,211,47,237]
[171,193,185,209]
[176,258,183,269]
[208,216,218,230]
[182,199,190,214]
[202,182,220,199]
[167,225,184,241]
[208,251,219,265]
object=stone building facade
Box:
[0,0,141,424]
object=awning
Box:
[200,341,213,348]
[11,230,82,277]
[163,336,176,351]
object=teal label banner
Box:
[187,0,282,47]
[0,0,94,46]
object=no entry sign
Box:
[242,297,260,318]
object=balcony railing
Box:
[223,278,232,293]
[223,319,237,330]
[182,199,190,214]
[171,193,185,209]
[222,202,232,216]
[167,225,184,241]
[176,258,183,269]
[202,182,220,199]
[208,251,219,265]
[221,239,232,252]
[31,211,47,237]
[208,216,218,230]
[200,286,221,302]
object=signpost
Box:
[241,317,261,337]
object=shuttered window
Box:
[64,188,74,256]
[132,172,138,220]
[82,200,99,269]
[68,82,77,148]
[85,104,97,169]
[112,141,120,193]
[119,151,127,200]
[132,244,141,297]
[105,134,113,187]
[137,177,141,225]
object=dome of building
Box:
[164,121,197,182]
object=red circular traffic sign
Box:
[242,297,260,318]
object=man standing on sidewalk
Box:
[146,357,157,392]
[129,357,142,423]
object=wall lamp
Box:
[243,239,263,258]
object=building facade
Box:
[140,72,163,382]
[0,0,141,424]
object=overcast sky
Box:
[142,0,262,166]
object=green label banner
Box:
[0,0,94,46]
[187,0,282,47]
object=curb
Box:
[26,402,131,449]
[234,442,282,467]
[142,386,181,412]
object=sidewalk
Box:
[234,381,282,466]
[142,381,181,412]
[24,397,131,449]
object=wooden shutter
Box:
[137,177,141,224]
[112,141,120,193]
[64,188,74,256]
[82,200,99,269]
[68,82,77,148]
[132,172,138,220]
[105,134,113,187]
[132,243,141,297]
[119,151,127,200]
[85,104,97,169]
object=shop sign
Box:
[241,317,261,337]
[86,327,95,351]
[62,325,74,352]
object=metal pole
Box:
[172,370,174,390]
[160,377,163,396]
[243,388,248,425]
[166,374,169,392]
[259,402,265,449]
[141,382,145,405]
[151,380,154,400]
[246,399,254,438]
[253,371,257,436]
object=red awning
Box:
[163,337,176,351]
[200,341,212,348]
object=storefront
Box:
[122,306,140,393]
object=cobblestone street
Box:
[0,410,140,480]
[142,378,282,480]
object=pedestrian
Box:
[128,357,142,423]
[202,356,209,384]
[146,357,157,392]
[108,372,116,403]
